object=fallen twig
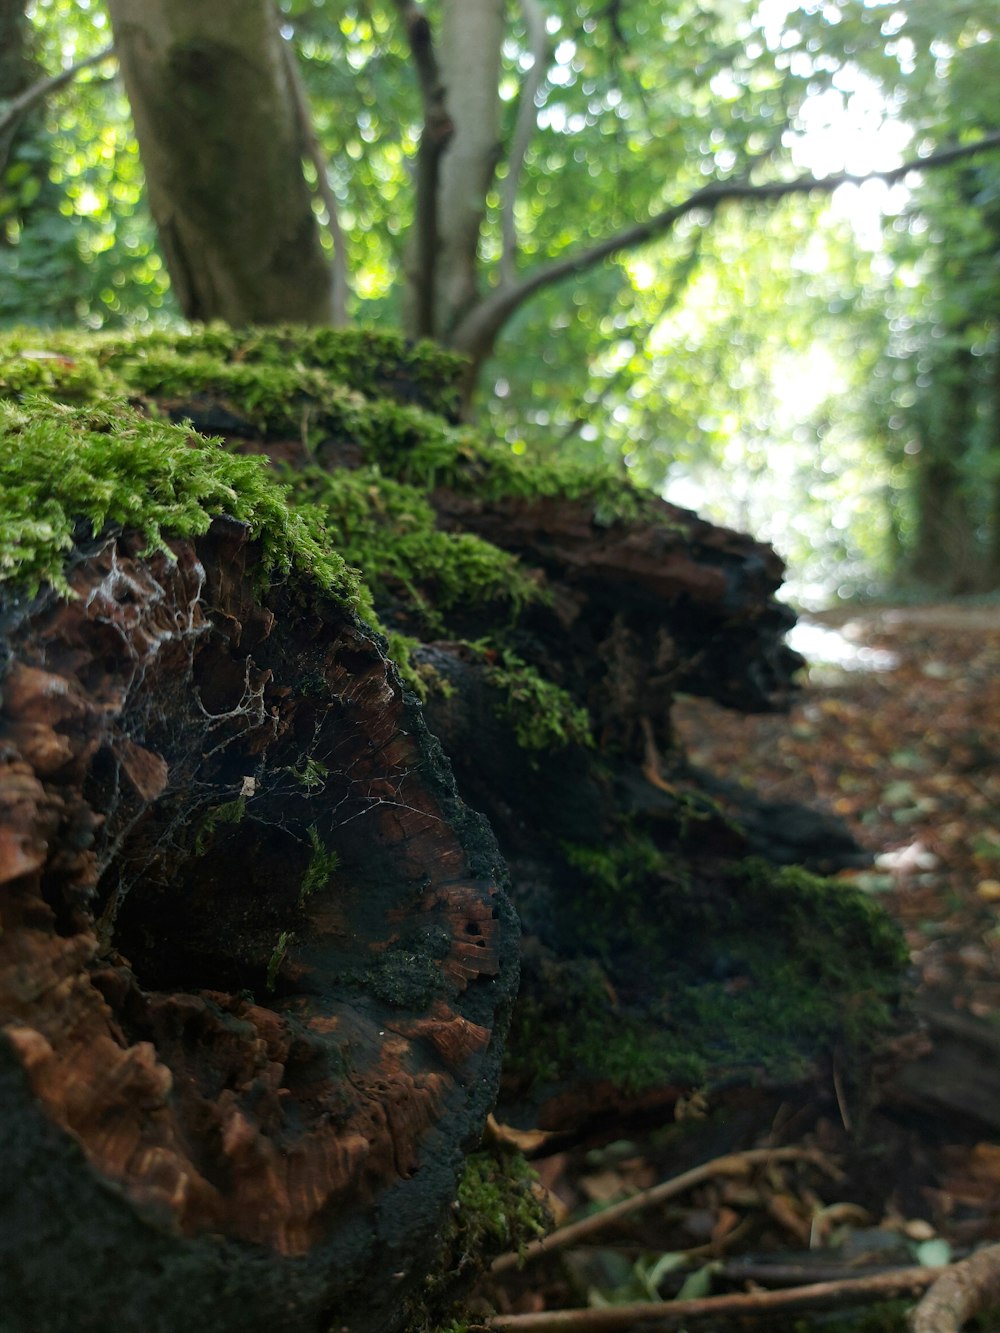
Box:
[490,1146,838,1276]
[910,1242,1000,1333]
[487,1265,943,1331]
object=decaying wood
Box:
[910,1243,1000,1333]
[432,488,801,730]
[0,517,517,1332]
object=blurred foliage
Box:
[2,0,999,594]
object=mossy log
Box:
[0,329,908,1320]
[0,406,517,1331]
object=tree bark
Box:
[106,0,335,325]
[430,0,505,339]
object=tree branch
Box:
[485,1266,944,1331]
[490,1146,838,1277]
[0,45,115,139]
[500,0,549,286]
[391,0,453,337]
[281,35,349,324]
[910,1242,1000,1333]
[450,128,1000,370]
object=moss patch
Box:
[405,1149,549,1332]
[0,396,369,607]
[289,465,542,631]
[0,328,669,528]
[484,651,594,753]
[508,854,907,1096]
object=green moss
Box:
[405,1149,549,1332]
[0,327,673,537]
[193,795,247,856]
[106,323,467,419]
[290,465,542,630]
[0,324,467,418]
[298,825,339,907]
[483,651,594,752]
[265,930,291,993]
[0,396,369,611]
[454,1151,548,1255]
[505,957,709,1093]
[561,832,693,965]
[507,853,906,1097]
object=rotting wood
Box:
[0,515,517,1333]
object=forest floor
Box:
[486,600,1000,1331]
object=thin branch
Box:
[910,1242,1000,1333]
[391,0,453,337]
[281,35,349,324]
[500,0,549,286]
[0,45,115,139]
[450,128,1000,366]
[486,1265,944,1331]
[490,1146,838,1277]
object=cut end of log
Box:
[0,515,517,1329]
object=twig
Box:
[909,1243,1000,1333]
[500,0,549,285]
[0,46,116,139]
[488,1266,943,1331]
[281,36,349,324]
[490,1145,838,1276]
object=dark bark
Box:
[0,517,517,1332]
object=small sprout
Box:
[194,794,247,855]
[298,824,339,907]
[265,930,291,993]
[293,755,328,793]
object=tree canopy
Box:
[3,0,1000,592]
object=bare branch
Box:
[910,1242,1000,1333]
[0,45,115,139]
[451,129,1000,370]
[486,1266,944,1331]
[491,1146,838,1277]
[391,0,453,337]
[500,0,549,286]
[281,35,349,324]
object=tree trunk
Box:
[429,0,505,340]
[0,0,31,175]
[106,0,334,325]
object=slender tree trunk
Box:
[106,0,335,325]
[430,0,505,339]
